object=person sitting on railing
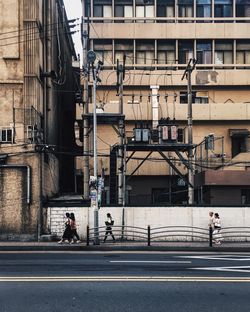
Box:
[103,213,115,243]
[213,213,222,245]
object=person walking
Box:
[69,213,81,243]
[208,211,214,229]
[213,213,222,245]
[58,212,72,244]
[103,213,115,242]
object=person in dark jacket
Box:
[58,212,72,244]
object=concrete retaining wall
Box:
[46,206,250,241]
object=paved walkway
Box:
[0,240,250,252]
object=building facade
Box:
[0,0,78,240]
[78,0,250,207]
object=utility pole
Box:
[82,5,90,200]
[181,58,197,205]
[87,50,103,245]
[117,58,126,206]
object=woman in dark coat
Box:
[58,212,72,243]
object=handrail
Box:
[86,225,250,247]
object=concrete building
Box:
[0,0,78,240]
[77,0,250,207]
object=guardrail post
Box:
[147,225,151,246]
[86,225,89,246]
[209,226,213,247]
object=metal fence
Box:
[86,225,250,247]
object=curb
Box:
[1,244,250,252]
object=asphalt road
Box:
[1,251,250,312]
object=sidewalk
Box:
[1,241,250,252]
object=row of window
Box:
[93,39,250,66]
[85,0,250,20]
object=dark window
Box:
[114,0,133,22]
[231,135,247,158]
[214,0,233,17]
[197,40,212,64]
[196,0,211,18]
[157,0,175,21]
[236,0,250,17]
[241,189,250,205]
[93,0,112,20]
[178,40,194,64]
[1,129,13,143]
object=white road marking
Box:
[0,276,250,282]
[192,266,250,273]
[177,255,250,261]
[110,260,191,264]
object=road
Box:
[1,251,250,312]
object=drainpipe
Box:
[0,165,31,204]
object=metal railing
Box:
[86,225,250,247]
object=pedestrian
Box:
[103,213,115,242]
[69,213,81,244]
[213,213,222,245]
[208,211,214,229]
[58,212,72,244]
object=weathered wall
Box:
[47,206,250,241]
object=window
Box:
[236,40,250,65]
[93,0,112,21]
[215,41,233,65]
[114,0,133,22]
[196,0,211,18]
[236,0,250,17]
[214,0,233,18]
[93,40,113,67]
[157,0,175,21]
[136,0,154,23]
[115,40,133,65]
[180,91,209,104]
[241,189,250,205]
[197,40,212,64]
[157,40,175,67]
[178,0,193,21]
[178,40,194,64]
[1,128,13,143]
[84,0,91,17]
[136,40,155,67]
